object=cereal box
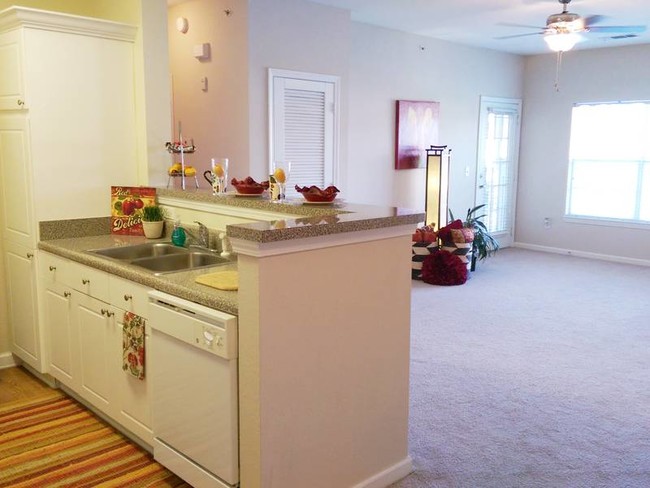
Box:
[111,186,157,235]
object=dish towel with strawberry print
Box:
[122,311,146,380]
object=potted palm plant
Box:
[449,204,499,270]
[141,205,166,239]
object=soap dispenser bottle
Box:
[171,220,186,247]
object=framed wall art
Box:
[395,100,440,170]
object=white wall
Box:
[347,23,524,213]
[247,0,350,183]
[167,0,249,188]
[517,45,650,262]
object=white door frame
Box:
[475,96,522,247]
[268,68,340,184]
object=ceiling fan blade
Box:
[587,25,647,34]
[498,22,546,30]
[583,15,607,27]
[494,31,544,40]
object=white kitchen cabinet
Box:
[0,7,138,371]
[42,281,77,388]
[39,251,153,444]
[110,275,153,444]
[3,240,40,371]
[0,115,33,248]
[40,251,79,387]
[0,28,25,111]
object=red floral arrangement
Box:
[421,249,468,286]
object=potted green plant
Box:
[449,204,500,270]
[141,205,166,239]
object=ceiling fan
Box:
[498,0,647,52]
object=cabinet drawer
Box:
[109,276,151,318]
[40,252,74,288]
[68,261,110,303]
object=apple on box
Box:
[111,186,156,235]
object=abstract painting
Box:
[395,100,440,170]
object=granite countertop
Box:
[38,234,239,315]
[38,191,424,315]
[158,188,425,243]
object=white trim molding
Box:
[0,351,19,369]
[231,224,415,258]
[351,457,413,488]
[514,242,650,267]
[0,6,137,42]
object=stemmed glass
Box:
[272,161,291,202]
[211,158,229,195]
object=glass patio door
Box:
[476,96,522,247]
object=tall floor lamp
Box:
[425,145,451,231]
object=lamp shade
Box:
[544,32,580,52]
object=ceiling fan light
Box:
[544,32,580,52]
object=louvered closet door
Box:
[272,77,335,197]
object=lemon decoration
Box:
[273,168,286,184]
[213,164,225,177]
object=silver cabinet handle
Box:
[26,253,34,258]
[82,279,90,285]
[64,291,71,298]
[49,265,56,271]
[123,294,132,301]
[100,308,114,317]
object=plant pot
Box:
[142,220,164,239]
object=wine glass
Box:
[272,161,291,202]
[211,158,229,195]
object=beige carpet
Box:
[391,248,650,488]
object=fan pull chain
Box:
[555,51,562,91]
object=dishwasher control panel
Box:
[148,290,237,360]
[196,324,226,353]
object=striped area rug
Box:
[0,389,191,488]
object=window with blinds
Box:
[566,101,650,224]
[270,70,337,196]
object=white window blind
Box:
[270,71,337,197]
[566,101,650,223]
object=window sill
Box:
[564,215,650,230]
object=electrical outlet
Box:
[543,217,551,229]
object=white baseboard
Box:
[514,242,650,267]
[0,351,18,369]
[351,456,413,488]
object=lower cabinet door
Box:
[4,241,43,372]
[114,312,153,444]
[74,293,115,415]
[43,282,77,388]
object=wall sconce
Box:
[425,145,451,231]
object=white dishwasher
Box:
[148,290,239,488]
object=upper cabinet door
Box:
[0,30,26,111]
[0,115,34,247]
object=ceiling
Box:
[306,0,650,55]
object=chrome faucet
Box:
[181,221,210,249]
[194,221,210,248]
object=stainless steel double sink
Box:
[89,242,232,275]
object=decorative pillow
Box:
[450,228,474,243]
[437,219,463,243]
[421,249,468,286]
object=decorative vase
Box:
[142,220,164,239]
